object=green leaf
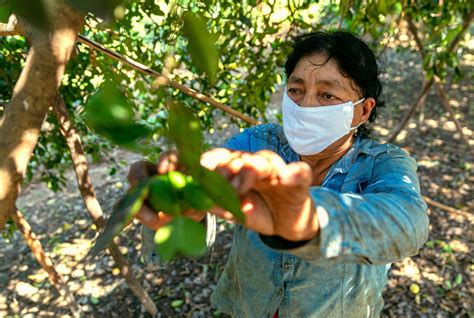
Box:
[84,80,151,147]
[182,179,214,211]
[194,169,244,223]
[168,103,244,222]
[9,0,50,30]
[89,180,150,257]
[454,273,462,285]
[90,296,100,305]
[183,12,219,84]
[171,299,184,308]
[66,0,124,20]
[168,102,202,169]
[154,216,207,262]
[148,175,182,216]
[0,1,11,23]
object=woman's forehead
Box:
[291,55,351,84]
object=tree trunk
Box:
[52,97,158,316]
[0,4,83,230]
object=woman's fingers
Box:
[127,160,158,187]
[135,204,172,231]
[157,150,180,174]
[182,208,207,223]
[279,161,313,187]
[200,148,234,170]
[209,206,235,221]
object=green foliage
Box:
[0,1,11,23]
[83,80,151,147]
[182,178,214,211]
[1,218,17,242]
[168,102,244,222]
[154,216,207,262]
[0,0,49,29]
[1,0,471,257]
[148,173,183,216]
[90,103,242,260]
[89,179,150,257]
[183,12,219,84]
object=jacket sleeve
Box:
[266,150,429,266]
[221,129,251,151]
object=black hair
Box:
[284,30,384,137]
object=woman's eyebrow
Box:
[314,79,342,88]
[288,76,305,84]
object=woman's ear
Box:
[360,97,376,123]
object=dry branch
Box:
[77,34,260,126]
[52,97,158,316]
[393,12,473,145]
[387,78,434,143]
[0,3,84,230]
[10,209,81,316]
[433,77,469,145]
[0,14,24,36]
[424,196,473,221]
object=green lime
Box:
[148,175,181,215]
[167,171,187,190]
[183,181,214,211]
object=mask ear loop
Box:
[350,98,366,131]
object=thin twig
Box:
[0,15,24,36]
[433,77,469,145]
[387,78,434,143]
[9,209,81,316]
[424,196,472,221]
[52,96,158,316]
[77,34,260,126]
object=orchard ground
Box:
[0,44,472,317]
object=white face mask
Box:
[282,91,365,155]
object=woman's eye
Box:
[321,93,335,100]
[288,88,302,94]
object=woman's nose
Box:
[299,92,318,107]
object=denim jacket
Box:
[210,123,429,318]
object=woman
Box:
[130,31,429,317]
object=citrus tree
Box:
[0,0,471,315]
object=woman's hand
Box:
[201,148,319,242]
[127,151,206,231]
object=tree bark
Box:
[52,97,158,316]
[10,209,81,316]
[0,14,24,36]
[0,3,83,230]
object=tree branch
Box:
[433,76,469,145]
[10,209,81,316]
[0,14,24,36]
[77,34,260,125]
[424,196,473,221]
[387,78,434,143]
[389,10,473,144]
[52,96,158,316]
[0,3,84,230]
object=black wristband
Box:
[259,234,311,250]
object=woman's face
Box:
[286,53,374,127]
